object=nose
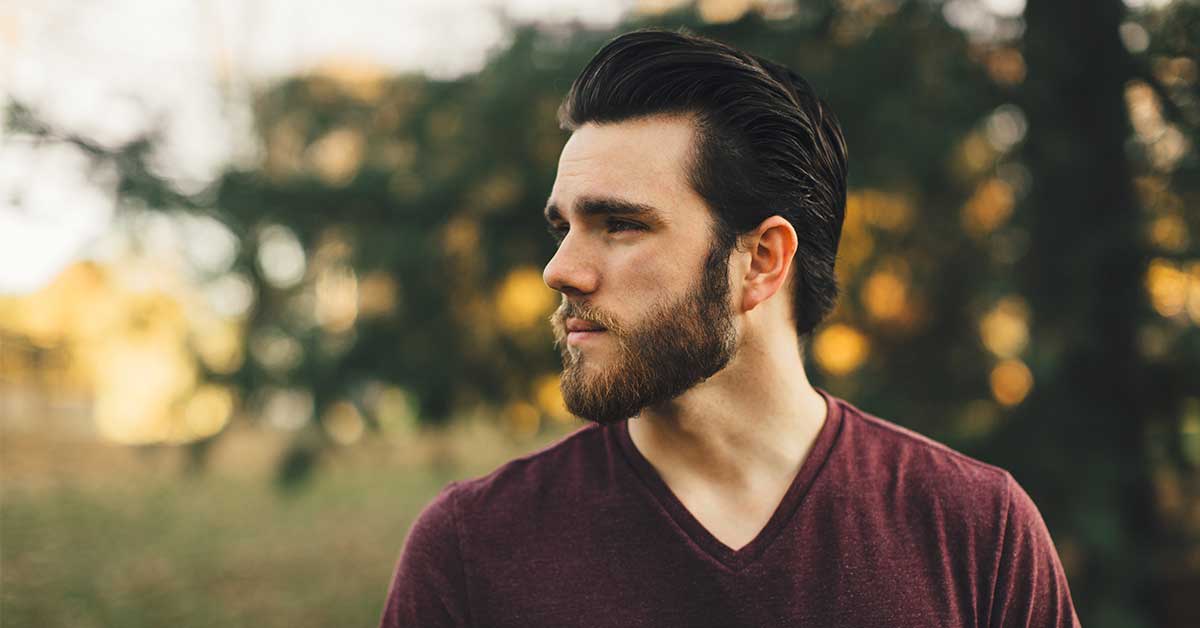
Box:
[543,232,599,297]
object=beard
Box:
[549,239,739,425]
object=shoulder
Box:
[399,423,608,566]
[451,422,611,515]
[831,396,1014,523]
[826,397,1080,625]
[402,480,465,563]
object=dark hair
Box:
[558,28,849,342]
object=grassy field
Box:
[1,418,574,628]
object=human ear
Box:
[740,216,798,313]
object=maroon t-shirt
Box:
[379,390,1080,627]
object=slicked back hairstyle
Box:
[558,28,849,343]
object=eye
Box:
[607,219,644,234]
[547,223,568,245]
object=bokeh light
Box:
[496,266,558,332]
[990,358,1033,406]
[813,323,870,376]
[979,295,1030,359]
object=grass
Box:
[1,417,575,628]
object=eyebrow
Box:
[543,196,665,224]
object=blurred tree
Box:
[981,1,1198,626]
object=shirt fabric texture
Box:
[379,389,1081,627]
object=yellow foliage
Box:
[372,385,417,434]
[265,113,308,181]
[813,323,870,376]
[315,266,358,333]
[504,401,541,439]
[533,373,571,423]
[496,266,557,332]
[1189,262,1200,325]
[1146,258,1190,318]
[1126,81,1165,142]
[979,296,1030,359]
[862,259,911,323]
[1148,214,1189,253]
[4,262,118,348]
[698,0,753,23]
[962,178,1015,237]
[855,189,915,233]
[91,332,198,444]
[957,399,1001,440]
[182,385,236,441]
[442,216,481,263]
[990,359,1032,407]
[323,400,365,445]
[192,317,245,375]
[469,171,522,211]
[306,127,365,187]
[1134,176,1183,215]
[985,48,1026,86]
[1,258,249,445]
[955,131,996,178]
[634,0,691,16]
[358,271,399,318]
[312,59,388,103]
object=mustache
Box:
[550,300,625,342]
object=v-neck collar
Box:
[612,388,845,572]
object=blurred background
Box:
[1,0,1197,626]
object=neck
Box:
[626,324,828,493]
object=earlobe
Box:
[741,216,798,313]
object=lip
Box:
[565,318,606,333]
[566,329,605,345]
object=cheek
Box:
[608,243,694,299]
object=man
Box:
[379,28,1080,627]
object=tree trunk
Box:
[1014,0,1162,625]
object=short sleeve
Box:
[989,473,1081,628]
[378,481,471,628]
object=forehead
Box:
[548,114,707,220]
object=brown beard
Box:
[549,239,738,425]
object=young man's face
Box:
[543,114,739,424]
